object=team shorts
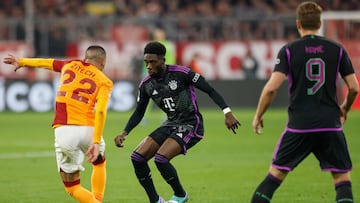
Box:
[149,124,204,154]
[272,130,352,172]
[54,125,105,173]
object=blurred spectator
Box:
[242,48,258,80]
[47,26,67,57]
[152,27,176,64]
[1,0,360,56]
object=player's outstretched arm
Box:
[4,54,55,71]
[3,54,21,71]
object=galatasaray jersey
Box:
[18,58,113,128]
[52,60,113,127]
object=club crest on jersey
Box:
[168,80,178,90]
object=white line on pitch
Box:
[0,151,54,159]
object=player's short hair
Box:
[144,41,166,56]
[296,1,322,30]
[86,45,106,57]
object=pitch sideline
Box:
[0,151,54,159]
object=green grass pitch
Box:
[0,108,359,202]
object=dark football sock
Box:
[251,173,282,203]
[154,153,186,197]
[131,152,159,203]
[335,181,353,202]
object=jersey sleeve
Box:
[18,58,55,70]
[93,82,113,144]
[124,85,150,133]
[189,70,229,110]
[274,45,289,75]
[339,48,355,77]
[18,58,71,72]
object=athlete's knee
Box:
[131,151,147,164]
[332,172,351,184]
[63,180,81,196]
[131,151,150,179]
[154,153,169,165]
[269,167,288,181]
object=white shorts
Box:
[54,125,105,173]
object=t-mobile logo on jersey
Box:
[163,97,176,111]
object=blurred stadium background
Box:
[0,0,360,112]
[1,1,360,202]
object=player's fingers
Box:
[114,138,124,148]
[255,126,262,135]
[88,155,96,163]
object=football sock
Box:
[131,152,159,203]
[250,173,282,203]
[64,180,99,203]
[154,153,186,197]
[91,159,106,202]
[335,181,353,202]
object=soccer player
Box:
[114,41,241,203]
[3,45,114,203]
[250,2,359,203]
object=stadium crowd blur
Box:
[0,0,359,57]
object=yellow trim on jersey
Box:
[18,58,55,70]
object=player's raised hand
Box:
[225,112,241,134]
[3,54,22,71]
[114,131,128,148]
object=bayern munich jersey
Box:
[124,65,229,133]
[274,35,355,131]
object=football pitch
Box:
[1,108,359,203]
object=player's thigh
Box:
[157,137,183,160]
[168,125,203,155]
[272,131,313,170]
[313,131,352,171]
[54,125,93,173]
[135,136,162,160]
[139,126,179,159]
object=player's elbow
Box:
[97,109,106,115]
[348,87,359,98]
[96,108,107,119]
[263,84,278,96]
[348,81,359,97]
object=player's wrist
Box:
[222,107,231,115]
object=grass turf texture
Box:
[0,108,359,203]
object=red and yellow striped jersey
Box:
[19,58,113,143]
